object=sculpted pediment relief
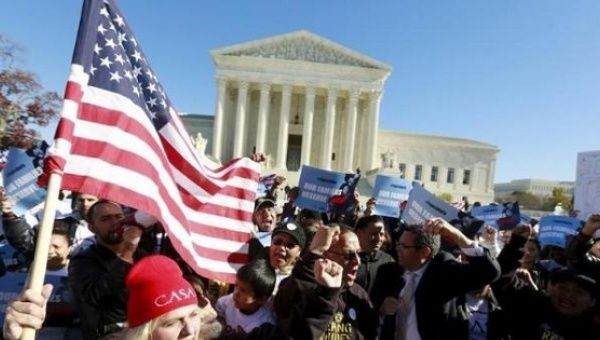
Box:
[212,30,390,70]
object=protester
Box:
[268,221,306,295]
[2,284,53,340]
[274,224,378,339]
[184,274,224,340]
[372,218,501,340]
[253,197,277,233]
[69,192,98,252]
[1,189,96,255]
[354,214,395,298]
[215,259,276,336]
[493,221,600,339]
[124,255,202,340]
[566,213,600,281]
[68,199,145,339]
[2,208,77,274]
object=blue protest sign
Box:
[401,183,459,224]
[372,175,412,218]
[471,202,521,230]
[3,142,49,216]
[538,215,582,249]
[0,271,77,327]
[295,165,360,214]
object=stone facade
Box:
[182,30,499,203]
[495,178,575,198]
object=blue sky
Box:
[2,1,599,183]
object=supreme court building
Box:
[183,31,498,203]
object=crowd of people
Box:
[1,176,600,340]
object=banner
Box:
[471,202,521,230]
[538,215,582,249]
[401,183,459,225]
[2,142,49,216]
[0,272,77,327]
[372,175,412,218]
[574,151,600,220]
[295,165,360,214]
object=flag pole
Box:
[21,172,63,340]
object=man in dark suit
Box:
[372,218,501,340]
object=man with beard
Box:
[68,200,144,339]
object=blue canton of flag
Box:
[77,1,171,128]
[42,0,261,283]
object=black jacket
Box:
[68,243,144,340]
[566,232,600,282]
[2,216,37,261]
[356,250,395,300]
[494,233,600,340]
[273,252,378,340]
[372,248,501,340]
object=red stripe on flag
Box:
[64,81,83,101]
[57,174,251,263]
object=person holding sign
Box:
[566,213,600,283]
[372,218,501,340]
[2,284,53,340]
[493,222,600,339]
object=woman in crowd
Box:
[124,255,202,340]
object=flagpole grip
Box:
[21,172,63,340]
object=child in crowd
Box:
[215,259,276,335]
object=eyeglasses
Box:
[327,249,360,261]
[271,238,299,249]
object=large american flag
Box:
[41,0,260,282]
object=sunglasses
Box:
[272,238,299,249]
[327,249,360,261]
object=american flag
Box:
[41,0,260,282]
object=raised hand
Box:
[309,225,341,256]
[314,258,343,288]
[582,214,600,237]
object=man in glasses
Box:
[273,223,378,339]
[372,218,501,340]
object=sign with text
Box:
[574,150,600,220]
[538,216,582,249]
[471,202,521,230]
[401,183,459,225]
[0,272,77,327]
[2,143,48,216]
[295,165,360,214]
[372,175,412,218]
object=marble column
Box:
[212,78,227,161]
[233,81,249,158]
[365,91,382,170]
[300,87,316,166]
[343,89,360,172]
[321,88,338,170]
[255,82,270,154]
[275,85,292,169]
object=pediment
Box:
[211,30,391,71]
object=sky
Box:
[1,0,599,183]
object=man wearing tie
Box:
[372,218,501,340]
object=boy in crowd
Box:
[216,259,276,335]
